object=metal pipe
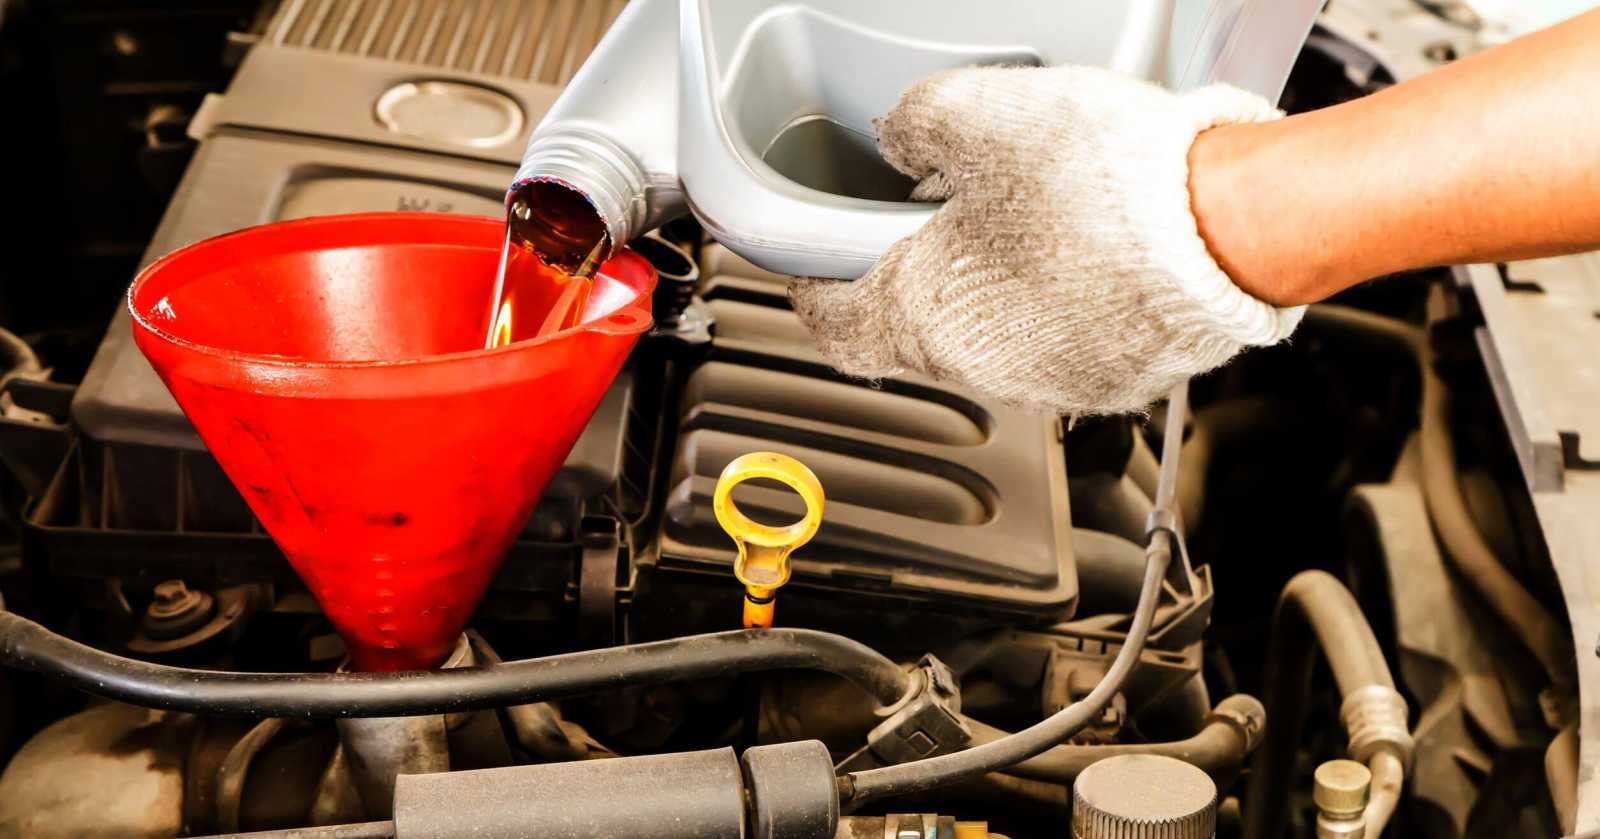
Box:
[0,616,911,717]
[964,693,1266,784]
[838,382,1189,807]
[1242,571,1412,839]
[1153,383,1188,514]
[1364,750,1405,837]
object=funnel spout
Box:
[513,0,683,255]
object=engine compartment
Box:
[0,2,1589,837]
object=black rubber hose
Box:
[965,693,1266,784]
[0,615,910,718]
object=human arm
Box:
[1191,8,1600,305]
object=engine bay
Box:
[0,2,1594,837]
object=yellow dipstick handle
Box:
[712,452,825,629]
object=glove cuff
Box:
[1147,84,1305,347]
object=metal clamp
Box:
[1144,508,1197,595]
[839,656,971,770]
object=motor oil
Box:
[484,180,612,348]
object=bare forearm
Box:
[1190,9,1600,306]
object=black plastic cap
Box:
[742,740,839,839]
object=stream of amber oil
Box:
[485,183,610,349]
[484,231,601,349]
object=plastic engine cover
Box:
[658,261,1077,621]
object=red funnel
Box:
[128,213,655,670]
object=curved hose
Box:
[1302,304,1574,691]
[1418,362,1575,691]
[1242,570,1409,839]
[1366,750,1405,838]
[0,614,911,717]
[965,693,1266,784]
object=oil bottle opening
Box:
[507,179,613,276]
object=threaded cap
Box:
[1313,759,1371,817]
[1072,754,1217,838]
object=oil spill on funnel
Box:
[129,213,655,670]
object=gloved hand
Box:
[788,65,1305,416]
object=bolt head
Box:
[152,580,190,608]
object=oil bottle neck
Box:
[511,129,650,259]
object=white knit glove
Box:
[788,65,1305,416]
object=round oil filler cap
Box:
[375,80,524,148]
[1073,754,1217,838]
